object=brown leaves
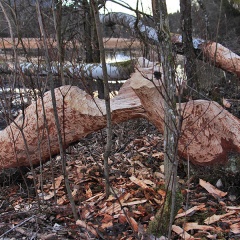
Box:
[173,176,240,239]
[1,119,240,239]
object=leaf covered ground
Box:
[0,119,240,240]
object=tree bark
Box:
[0,61,135,80]
[154,1,179,236]
[180,0,199,92]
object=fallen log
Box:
[0,69,240,170]
[0,81,146,169]
[101,12,240,77]
[0,60,134,80]
[130,71,240,165]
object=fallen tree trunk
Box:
[0,60,134,80]
[1,69,240,169]
[100,12,240,77]
[130,71,240,165]
[0,81,146,169]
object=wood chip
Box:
[175,204,205,219]
[172,225,194,240]
[119,192,132,203]
[143,179,156,187]
[52,175,64,190]
[226,206,240,210]
[230,222,240,234]
[129,217,138,232]
[76,220,98,237]
[100,203,121,215]
[199,179,227,197]
[101,221,113,229]
[85,193,104,202]
[204,211,236,225]
[122,199,147,206]
[43,191,54,200]
[129,176,148,189]
[184,222,216,232]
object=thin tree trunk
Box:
[180,0,199,94]
[154,0,181,238]
[83,0,93,63]
[91,4,105,99]
[91,0,112,197]
[156,0,178,192]
[0,1,18,103]
[52,0,65,85]
[36,0,78,220]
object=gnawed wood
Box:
[201,41,240,77]
[1,68,240,169]
[130,71,240,165]
[0,81,146,169]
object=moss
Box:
[110,59,133,68]
[225,152,240,174]
[147,189,183,237]
[110,60,134,74]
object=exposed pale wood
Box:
[202,41,240,77]
[199,179,227,197]
[0,81,146,169]
[130,71,240,165]
[172,225,194,240]
[1,68,240,169]
[183,222,216,232]
[204,211,236,225]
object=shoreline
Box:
[0,37,140,50]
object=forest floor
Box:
[0,36,240,239]
[0,119,240,240]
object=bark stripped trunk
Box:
[1,69,240,169]
[130,71,240,166]
[0,82,145,170]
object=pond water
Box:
[105,49,134,63]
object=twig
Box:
[0,215,35,238]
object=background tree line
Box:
[1,0,239,53]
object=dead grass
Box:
[0,37,140,50]
[103,38,140,49]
